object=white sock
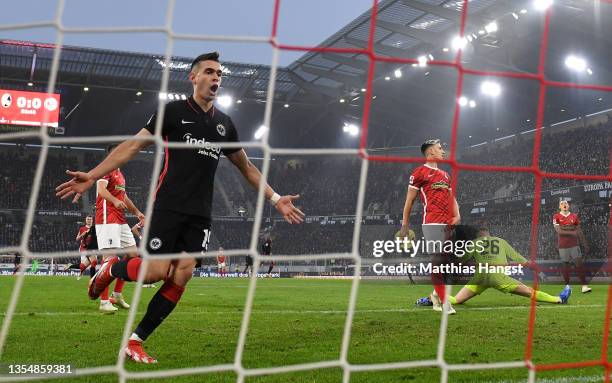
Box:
[100,300,109,305]
[130,333,143,342]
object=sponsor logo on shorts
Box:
[149,237,162,250]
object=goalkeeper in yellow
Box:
[445,227,571,305]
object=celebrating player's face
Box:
[559,201,569,212]
[190,60,223,102]
[85,216,93,226]
[429,143,445,160]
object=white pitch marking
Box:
[1,304,605,317]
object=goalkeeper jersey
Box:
[463,236,527,266]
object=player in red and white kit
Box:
[553,200,591,293]
[216,247,227,277]
[76,215,97,280]
[400,139,460,314]
[95,145,145,313]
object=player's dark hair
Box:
[420,139,440,155]
[191,52,220,71]
[85,215,92,219]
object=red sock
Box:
[562,264,571,285]
[91,260,97,269]
[101,286,109,301]
[433,283,446,303]
[159,280,185,304]
[79,263,86,273]
[114,278,125,293]
[127,258,142,281]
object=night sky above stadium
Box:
[0,0,372,66]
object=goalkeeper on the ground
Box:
[422,227,571,305]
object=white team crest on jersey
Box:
[216,123,226,136]
[149,237,162,250]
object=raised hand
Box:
[55,170,95,203]
[275,194,305,224]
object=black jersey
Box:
[145,96,241,218]
[261,239,272,255]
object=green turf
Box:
[0,276,609,382]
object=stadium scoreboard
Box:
[0,89,61,128]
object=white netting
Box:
[0,0,538,382]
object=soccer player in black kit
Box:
[56,52,305,363]
[12,253,21,275]
[261,236,274,276]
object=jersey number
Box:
[201,229,211,251]
[480,239,499,255]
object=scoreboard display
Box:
[0,89,61,128]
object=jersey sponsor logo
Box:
[181,119,196,124]
[182,133,221,159]
[431,181,450,189]
[149,237,162,250]
[216,123,226,136]
[114,185,126,191]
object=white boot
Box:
[99,300,118,314]
[582,285,592,293]
[110,293,130,309]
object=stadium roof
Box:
[1,0,611,148]
[0,39,298,102]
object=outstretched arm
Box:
[227,149,304,224]
[56,129,154,202]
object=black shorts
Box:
[147,210,212,258]
[245,255,253,266]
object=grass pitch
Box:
[0,276,608,382]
